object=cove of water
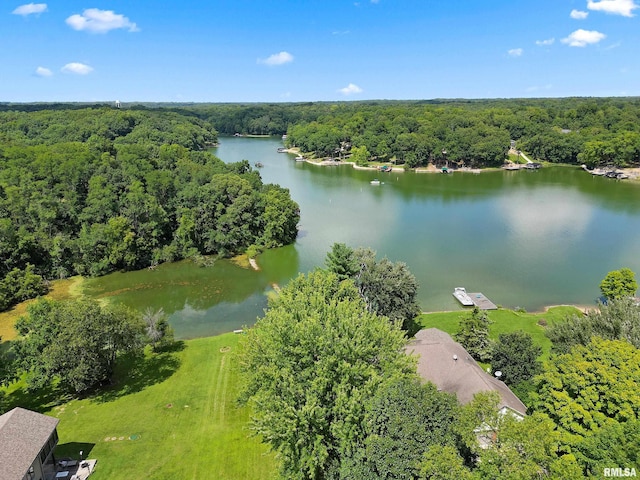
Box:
[84,136,640,338]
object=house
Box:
[406,328,527,418]
[0,407,60,480]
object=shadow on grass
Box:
[1,341,185,412]
[55,442,95,461]
[405,316,423,339]
[93,341,185,403]
[3,382,71,414]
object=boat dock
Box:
[467,292,498,310]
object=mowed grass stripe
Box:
[7,334,278,480]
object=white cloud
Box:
[561,29,606,47]
[526,84,553,92]
[35,66,52,77]
[587,0,638,16]
[61,62,93,75]
[12,3,47,15]
[66,9,139,33]
[338,83,363,95]
[570,9,589,19]
[258,51,294,66]
[508,48,523,57]
[535,38,555,46]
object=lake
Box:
[84,136,640,338]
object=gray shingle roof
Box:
[406,328,527,416]
[0,407,60,480]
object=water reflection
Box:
[498,188,593,254]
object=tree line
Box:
[0,107,299,311]
[173,98,640,169]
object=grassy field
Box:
[416,306,582,360]
[2,334,277,480]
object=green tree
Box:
[325,243,359,281]
[491,331,541,386]
[14,298,144,393]
[418,445,473,480]
[532,338,640,444]
[343,377,459,479]
[572,419,640,477]
[0,336,14,389]
[260,184,300,248]
[352,247,421,332]
[600,268,638,300]
[546,297,640,354]
[240,269,413,480]
[350,145,371,166]
[454,307,494,363]
[0,263,48,311]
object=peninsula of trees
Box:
[0,107,299,311]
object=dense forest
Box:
[0,107,299,310]
[189,98,640,168]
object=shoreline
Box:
[420,303,590,316]
[281,147,640,180]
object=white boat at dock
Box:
[453,287,474,306]
[295,155,306,162]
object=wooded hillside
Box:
[0,107,299,310]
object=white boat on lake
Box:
[295,155,305,162]
[370,179,381,185]
[453,287,474,306]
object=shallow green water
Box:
[85,136,640,338]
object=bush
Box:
[0,264,48,312]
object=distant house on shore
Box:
[0,407,60,480]
[406,328,527,418]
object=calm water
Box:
[84,136,640,338]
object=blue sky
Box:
[2,0,639,102]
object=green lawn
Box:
[416,306,582,360]
[0,306,584,479]
[2,334,277,480]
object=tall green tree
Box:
[260,184,300,248]
[350,145,370,166]
[454,307,494,363]
[352,247,421,332]
[490,331,541,386]
[325,243,359,282]
[240,269,413,480]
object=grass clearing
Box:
[2,334,277,480]
[416,306,582,360]
[0,276,84,341]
